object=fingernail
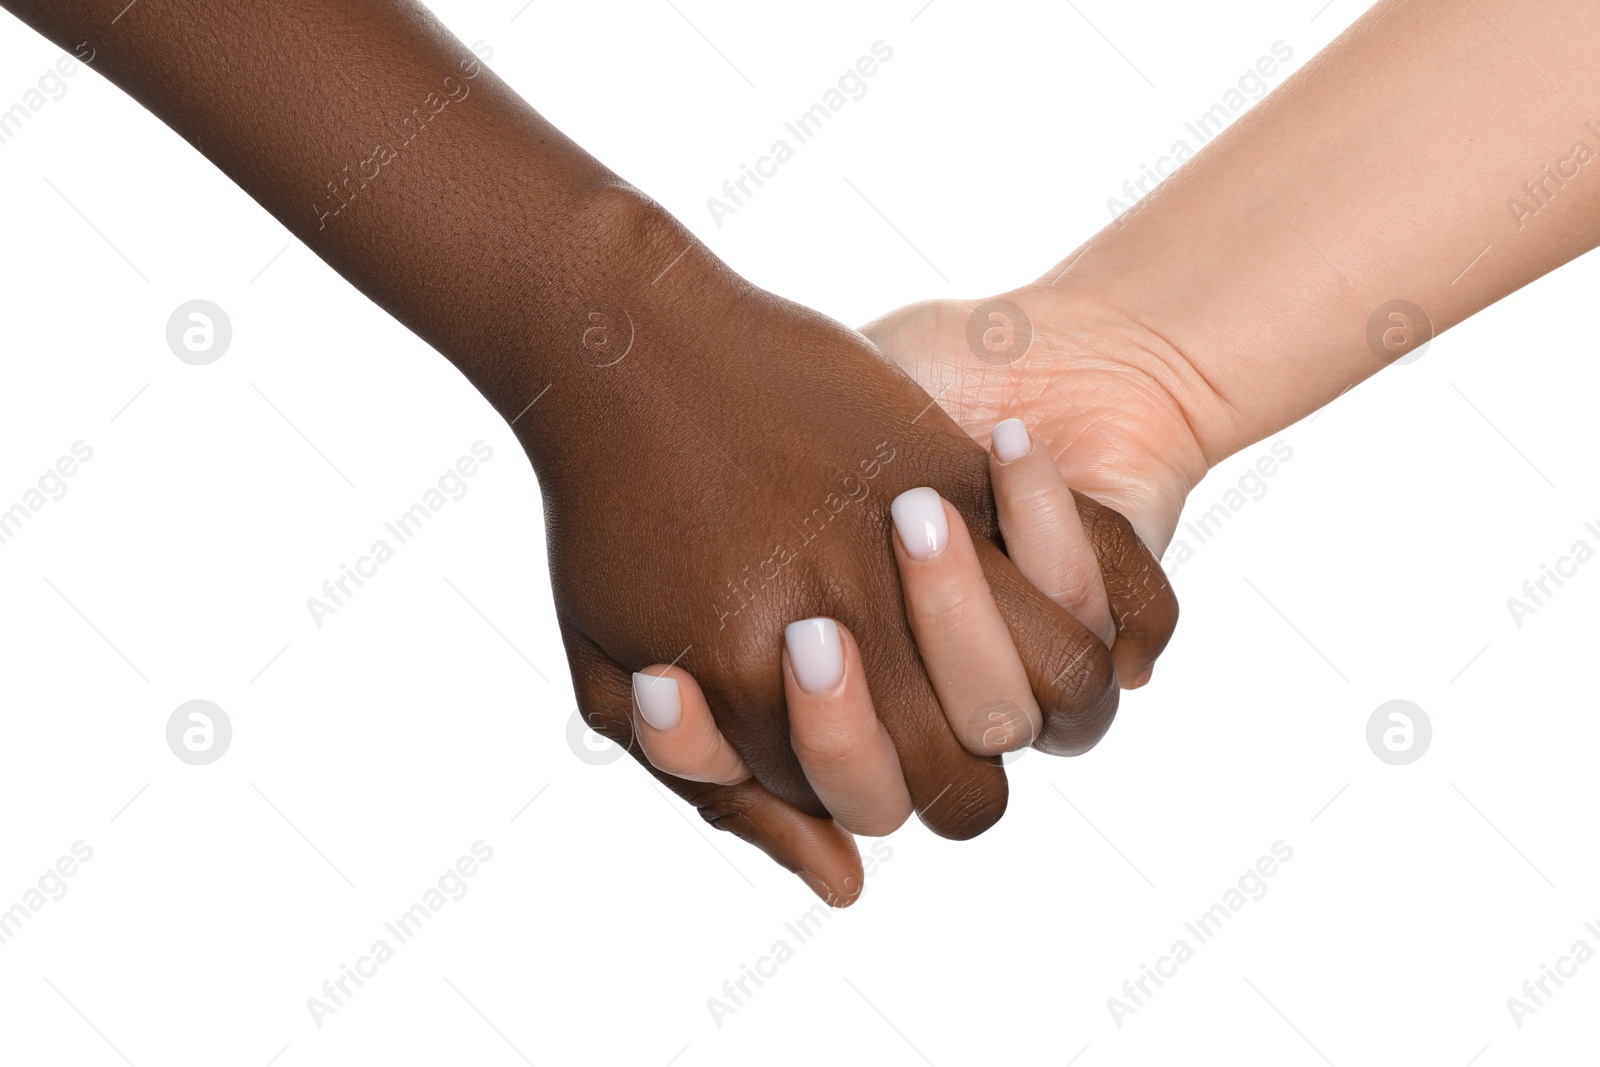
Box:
[797,868,842,907]
[785,617,844,694]
[632,671,680,729]
[991,418,1032,463]
[891,487,948,560]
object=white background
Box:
[2,1,1597,1064]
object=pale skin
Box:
[649,0,1600,901]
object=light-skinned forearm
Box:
[1050,0,1600,465]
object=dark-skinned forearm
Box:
[2,0,721,471]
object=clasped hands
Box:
[541,199,1206,906]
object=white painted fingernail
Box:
[632,672,680,729]
[992,418,1032,463]
[891,487,948,560]
[785,617,844,694]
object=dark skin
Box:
[6,0,1177,899]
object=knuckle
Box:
[790,722,863,773]
[690,781,760,841]
[1072,491,1178,641]
[1005,481,1066,533]
[1035,691,1118,756]
[922,452,998,543]
[905,577,990,636]
[921,770,1008,840]
[1031,629,1119,757]
[1076,491,1141,569]
[1036,658,1120,757]
[1056,556,1113,615]
[1045,628,1117,708]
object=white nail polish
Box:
[991,418,1032,463]
[632,672,681,729]
[891,487,948,560]
[786,617,844,693]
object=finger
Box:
[1069,490,1179,687]
[564,628,865,906]
[975,535,1121,757]
[631,665,750,785]
[989,418,1116,645]
[684,778,868,907]
[825,578,1010,842]
[783,618,914,837]
[890,488,1043,757]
